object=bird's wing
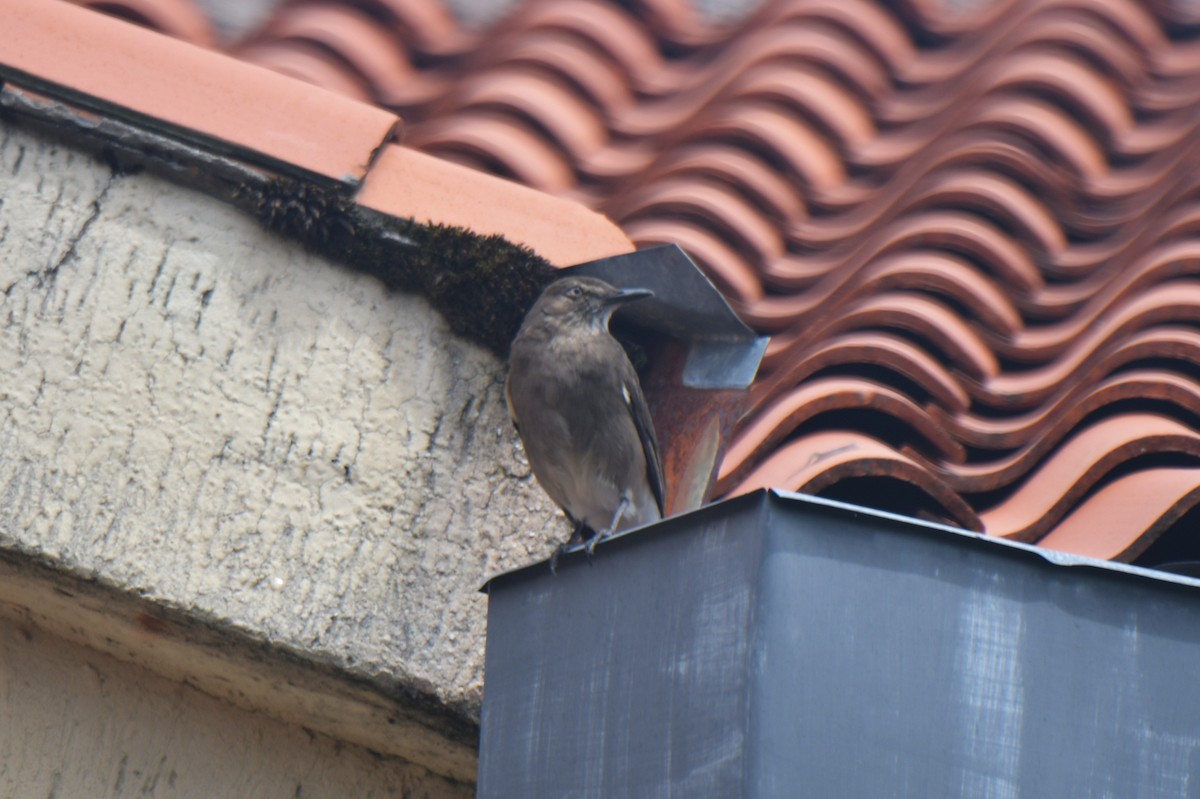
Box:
[624,375,666,515]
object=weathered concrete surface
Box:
[0,122,566,780]
[0,543,477,787]
[0,609,469,798]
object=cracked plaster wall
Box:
[0,123,564,731]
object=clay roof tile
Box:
[55,0,1200,564]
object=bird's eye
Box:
[565,286,583,299]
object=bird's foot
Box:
[584,530,610,561]
[550,520,590,575]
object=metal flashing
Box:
[564,244,767,389]
[481,490,1200,795]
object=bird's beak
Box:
[605,287,654,307]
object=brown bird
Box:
[506,276,665,568]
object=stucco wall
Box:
[0,610,470,798]
[0,122,566,782]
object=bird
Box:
[505,276,666,570]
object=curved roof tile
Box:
[727,430,983,531]
[74,0,216,46]
[934,370,1200,452]
[1038,468,1200,561]
[719,376,966,486]
[82,0,1200,564]
[978,415,1200,542]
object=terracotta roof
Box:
[59,0,1200,567]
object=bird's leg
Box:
[550,518,589,574]
[606,492,633,534]
[566,518,587,547]
[548,540,569,575]
[585,495,631,559]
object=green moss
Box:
[235,177,557,356]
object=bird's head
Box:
[529,276,654,331]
